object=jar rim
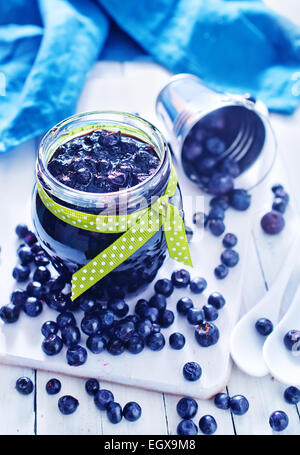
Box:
[37,110,171,209]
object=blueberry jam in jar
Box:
[32,111,183,297]
[156,74,276,193]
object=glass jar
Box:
[32,111,183,298]
[156,74,276,193]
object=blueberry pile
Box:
[47,129,160,193]
[261,184,289,235]
[85,378,141,424]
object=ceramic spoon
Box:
[230,235,300,377]
[263,284,300,385]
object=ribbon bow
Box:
[37,167,193,300]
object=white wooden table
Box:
[0,0,299,436]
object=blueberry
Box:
[61,326,81,347]
[99,310,115,330]
[34,253,50,267]
[195,322,220,347]
[102,131,121,147]
[46,378,61,395]
[24,231,38,246]
[203,304,218,322]
[33,266,51,284]
[107,338,125,356]
[94,389,114,410]
[126,334,145,354]
[15,224,29,239]
[182,142,203,162]
[176,297,194,315]
[42,334,63,356]
[151,323,161,333]
[189,277,207,294]
[146,332,165,351]
[81,315,101,336]
[187,307,205,325]
[47,276,66,293]
[177,419,198,435]
[199,415,217,434]
[261,211,285,235]
[79,298,99,313]
[149,293,167,312]
[66,345,87,366]
[159,309,175,328]
[206,137,226,155]
[229,189,251,211]
[0,303,20,323]
[208,173,234,196]
[284,386,300,404]
[107,402,123,424]
[196,156,217,175]
[24,296,43,317]
[135,299,149,318]
[46,292,70,312]
[208,292,226,309]
[41,320,58,337]
[26,281,46,299]
[192,212,208,228]
[17,245,34,265]
[210,195,230,211]
[169,332,185,350]
[221,249,239,267]
[183,362,202,381]
[142,306,160,323]
[123,402,142,422]
[208,206,225,221]
[114,321,135,342]
[108,298,129,318]
[136,320,152,339]
[85,378,99,396]
[255,318,273,336]
[283,330,300,351]
[218,158,240,178]
[229,395,249,415]
[176,397,198,419]
[86,334,106,354]
[271,183,284,194]
[274,188,289,203]
[272,198,287,214]
[222,233,238,248]
[269,411,289,432]
[208,219,225,237]
[16,376,34,395]
[58,395,79,415]
[12,265,30,282]
[171,269,191,288]
[214,393,230,410]
[56,312,76,330]
[154,279,174,297]
[11,289,28,307]
[214,264,228,279]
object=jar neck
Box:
[36,111,171,214]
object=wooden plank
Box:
[0,364,35,435]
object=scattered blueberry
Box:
[214,393,230,410]
[208,205,225,221]
[17,245,33,265]
[255,318,273,336]
[187,307,205,325]
[183,362,202,382]
[86,334,106,354]
[26,281,46,299]
[208,173,234,196]
[81,314,101,336]
[58,395,79,415]
[203,304,218,322]
[107,402,123,424]
[177,419,198,435]
[283,329,300,352]
[94,389,114,410]
[146,332,165,351]
[159,309,174,328]
[114,321,135,342]
[41,320,58,337]
[12,265,30,282]
[269,410,289,432]
[229,189,251,211]
[171,269,191,288]
[11,289,28,307]
[15,224,29,239]
[42,334,63,356]
[221,249,239,267]
[189,277,207,294]
[176,297,194,315]
[85,378,99,396]
[210,195,229,211]
[169,332,186,350]
[208,219,225,237]
[126,334,145,354]
[149,293,167,312]
[222,233,238,248]
[56,311,76,330]
[46,378,61,395]
[208,292,226,309]
[66,345,87,366]
[23,296,43,317]
[272,198,287,214]
[107,338,125,356]
[284,386,300,405]
[33,266,51,284]
[135,299,149,318]
[16,376,34,395]
[176,397,198,419]
[195,322,220,347]
[108,298,129,318]
[61,326,81,347]
[229,395,249,415]
[214,264,228,279]
[0,303,20,323]
[261,211,285,235]
[199,415,217,435]
[154,279,174,297]
[123,402,142,422]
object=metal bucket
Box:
[156,74,276,193]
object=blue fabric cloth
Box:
[1,0,300,152]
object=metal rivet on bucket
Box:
[156,74,276,192]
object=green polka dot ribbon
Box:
[37,167,192,300]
